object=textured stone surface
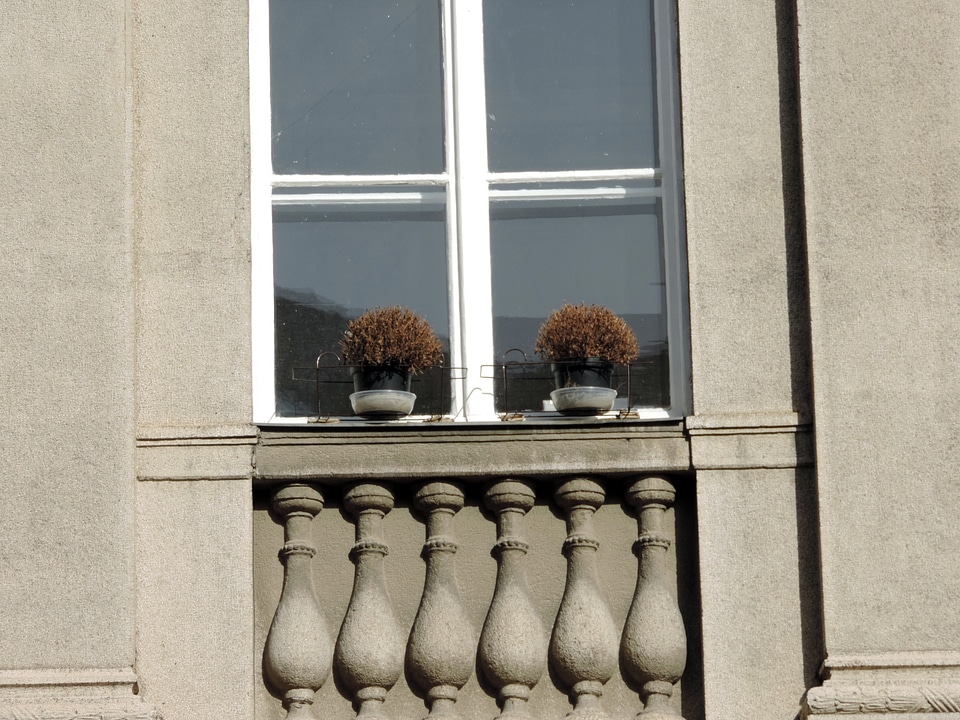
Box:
[679,0,810,417]
[136,479,254,720]
[5,0,960,718]
[255,426,690,482]
[797,0,960,657]
[696,468,822,719]
[0,0,135,671]
[132,0,251,429]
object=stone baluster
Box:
[406,481,475,719]
[620,476,686,720]
[263,484,333,720]
[478,480,546,720]
[335,483,405,719]
[549,477,619,720]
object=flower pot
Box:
[349,389,417,419]
[550,358,616,416]
[551,358,614,389]
[550,386,618,416]
[349,366,416,419]
[351,366,412,393]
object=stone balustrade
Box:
[259,476,689,720]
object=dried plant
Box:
[535,303,639,364]
[340,306,443,373]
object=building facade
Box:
[2,1,959,720]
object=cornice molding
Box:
[0,669,159,720]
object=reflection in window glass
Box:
[270,0,444,175]
[483,0,658,172]
[273,203,449,417]
[490,197,668,412]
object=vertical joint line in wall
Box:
[123,0,143,687]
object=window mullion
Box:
[451,0,496,421]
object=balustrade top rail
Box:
[254,423,691,484]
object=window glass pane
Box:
[270,0,444,175]
[483,0,658,172]
[273,200,449,417]
[490,195,668,412]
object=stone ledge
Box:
[0,670,137,702]
[686,411,813,469]
[137,443,254,481]
[824,652,960,672]
[136,423,257,444]
[685,410,809,433]
[0,668,159,719]
[255,423,691,483]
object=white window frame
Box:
[250,0,690,425]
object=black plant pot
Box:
[551,358,614,389]
[351,366,412,393]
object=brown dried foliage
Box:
[340,306,443,373]
[535,303,639,363]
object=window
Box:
[251,0,689,423]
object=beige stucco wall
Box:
[0,0,136,674]
[130,0,256,718]
[679,2,819,718]
[797,0,960,660]
[3,0,960,719]
[680,0,810,418]
[133,0,252,431]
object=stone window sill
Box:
[254,420,690,485]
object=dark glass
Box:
[270,0,444,174]
[483,0,658,172]
[490,195,668,413]
[273,200,449,417]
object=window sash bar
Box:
[272,191,446,206]
[489,186,662,202]
[487,168,661,184]
[271,173,449,187]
